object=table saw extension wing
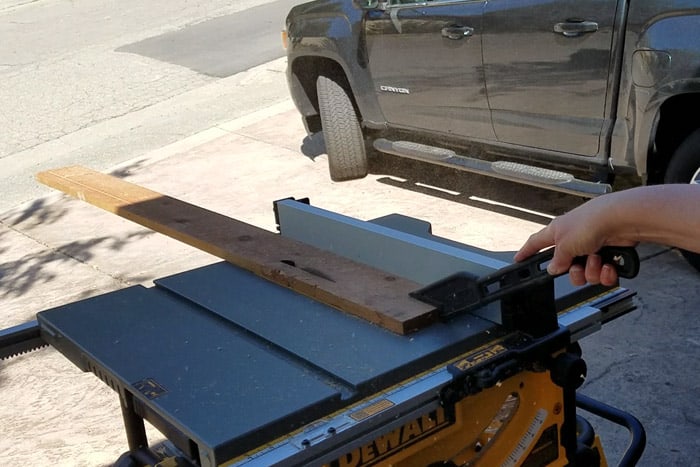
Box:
[38,261,502,464]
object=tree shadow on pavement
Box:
[0,229,154,302]
[109,158,148,179]
[0,159,157,306]
[0,190,156,322]
[6,197,71,228]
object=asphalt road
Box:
[0,0,303,212]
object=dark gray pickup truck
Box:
[284,0,700,199]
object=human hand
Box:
[514,198,636,286]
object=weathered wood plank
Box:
[36,166,437,334]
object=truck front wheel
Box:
[316,75,368,181]
[664,128,700,271]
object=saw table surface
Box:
[37,261,500,464]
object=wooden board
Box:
[37,166,437,334]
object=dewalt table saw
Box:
[1,169,646,467]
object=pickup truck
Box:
[283,0,700,266]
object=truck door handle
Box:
[554,20,598,37]
[441,25,474,40]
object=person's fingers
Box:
[514,228,555,262]
[599,264,619,286]
[569,260,619,287]
[546,248,576,276]
[568,264,586,286]
[518,225,574,275]
[584,255,603,285]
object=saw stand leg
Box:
[116,391,161,466]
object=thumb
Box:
[546,250,574,276]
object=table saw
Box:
[1,169,646,467]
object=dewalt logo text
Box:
[323,406,451,467]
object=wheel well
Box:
[648,93,700,184]
[290,56,354,134]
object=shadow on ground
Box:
[300,132,591,225]
[0,162,156,304]
[0,230,154,301]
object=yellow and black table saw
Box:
[0,172,646,467]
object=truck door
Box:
[365,0,492,140]
[482,0,618,156]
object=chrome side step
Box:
[373,138,611,197]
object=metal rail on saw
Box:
[0,320,46,360]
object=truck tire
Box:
[664,128,700,271]
[316,74,368,181]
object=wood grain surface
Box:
[37,166,437,334]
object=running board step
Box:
[373,138,611,197]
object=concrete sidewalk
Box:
[2,79,699,465]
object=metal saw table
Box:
[30,199,644,466]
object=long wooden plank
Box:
[37,166,436,334]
